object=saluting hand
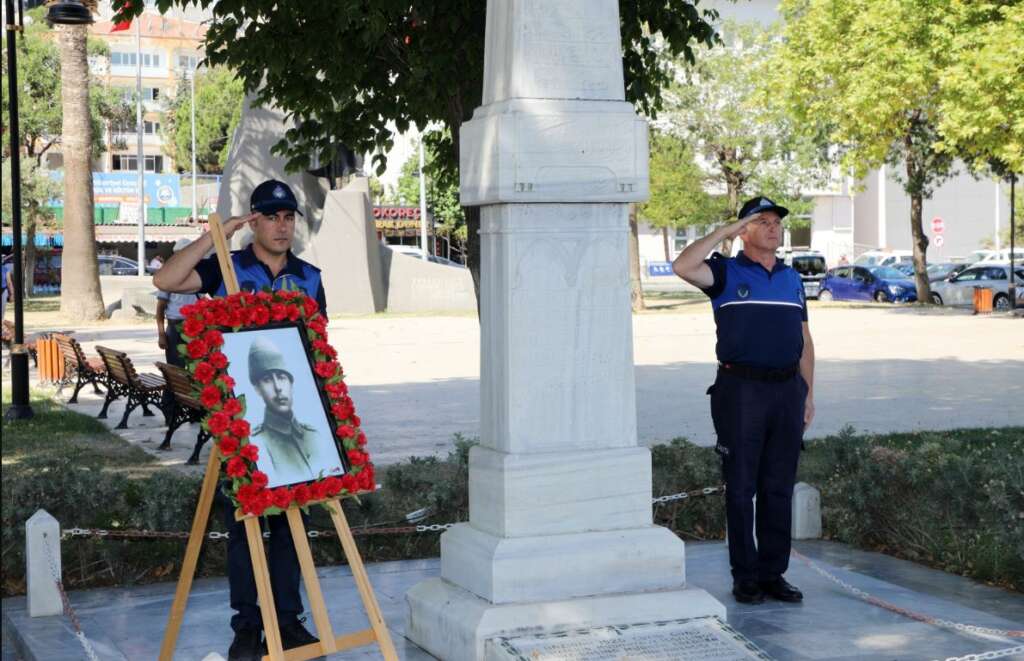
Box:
[222,213,259,239]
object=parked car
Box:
[926,262,971,282]
[819,265,918,303]
[97,254,153,276]
[930,264,1024,309]
[780,250,827,299]
[976,248,1024,264]
[853,250,914,268]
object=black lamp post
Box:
[4,0,32,420]
[1010,173,1017,311]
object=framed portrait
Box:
[220,323,348,489]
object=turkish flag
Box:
[111,1,133,32]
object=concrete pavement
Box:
[17,304,1024,467]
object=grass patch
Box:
[1,390,155,470]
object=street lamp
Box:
[1010,174,1017,310]
[5,0,34,419]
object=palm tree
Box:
[56,22,105,320]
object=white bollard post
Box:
[791,482,822,540]
[26,509,63,617]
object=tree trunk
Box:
[905,154,933,304]
[57,25,105,320]
[629,203,645,312]
[661,226,670,261]
[721,177,740,256]
[24,218,37,298]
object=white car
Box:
[854,250,914,268]
[976,249,1024,264]
[929,264,1024,309]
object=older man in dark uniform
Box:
[247,337,319,483]
[672,196,816,606]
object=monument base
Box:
[405,578,725,661]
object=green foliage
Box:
[650,439,727,540]
[0,8,131,164]
[798,426,1024,591]
[934,3,1024,176]
[118,0,719,179]
[387,137,467,251]
[638,132,717,232]
[773,0,956,197]
[662,21,829,220]
[161,67,244,174]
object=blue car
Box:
[819,265,918,303]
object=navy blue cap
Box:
[250,180,303,216]
[739,196,789,220]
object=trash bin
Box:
[973,287,994,314]
[36,337,65,383]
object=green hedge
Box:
[2,426,1020,596]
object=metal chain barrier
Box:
[652,485,725,504]
[41,532,101,661]
[936,647,1024,661]
[791,548,1024,659]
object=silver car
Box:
[930,264,1024,309]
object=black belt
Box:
[718,362,799,382]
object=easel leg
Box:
[246,517,285,661]
[329,503,399,661]
[286,509,338,655]
[158,448,221,661]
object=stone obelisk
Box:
[405,1,724,658]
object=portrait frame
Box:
[177,289,374,517]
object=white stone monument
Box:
[405,1,724,658]
[26,509,62,617]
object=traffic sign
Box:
[931,217,945,234]
[934,234,945,247]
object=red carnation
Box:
[200,385,222,408]
[187,339,209,359]
[227,309,245,327]
[221,375,236,391]
[270,303,288,321]
[251,470,269,488]
[358,465,375,491]
[322,476,343,496]
[208,351,228,369]
[230,419,251,438]
[292,484,312,505]
[222,398,242,416]
[341,473,357,493]
[226,456,248,478]
[336,424,356,439]
[357,431,367,446]
[310,480,329,500]
[351,414,360,427]
[183,317,205,338]
[252,306,270,325]
[309,316,328,335]
[218,435,239,455]
[315,361,339,379]
[286,305,301,321]
[208,412,231,435]
[347,449,366,465]
[202,329,224,348]
[213,309,230,327]
[302,298,319,317]
[180,303,197,318]
[331,401,354,420]
[240,444,259,462]
[325,382,347,399]
[257,291,273,303]
[238,483,260,502]
[272,487,292,510]
[194,362,215,385]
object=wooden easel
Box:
[159,214,398,661]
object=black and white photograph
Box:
[221,324,346,488]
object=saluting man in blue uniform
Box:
[154,179,323,660]
[672,196,816,605]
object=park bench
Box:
[52,333,106,403]
[1,320,39,367]
[95,345,166,430]
[155,361,212,465]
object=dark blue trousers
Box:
[709,370,807,582]
[217,488,305,632]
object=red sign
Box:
[931,217,945,234]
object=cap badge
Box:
[273,185,287,199]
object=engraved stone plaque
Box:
[487,617,772,661]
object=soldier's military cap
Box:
[248,336,293,384]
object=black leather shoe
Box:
[228,626,263,661]
[280,618,319,650]
[759,576,803,602]
[732,579,765,604]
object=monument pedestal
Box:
[407,579,724,661]
[406,2,724,657]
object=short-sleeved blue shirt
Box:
[195,243,327,315]
[701,251,807,369]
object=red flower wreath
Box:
[179,290,375,517]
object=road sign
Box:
[934,234,945,247]
[931,217,945,234]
